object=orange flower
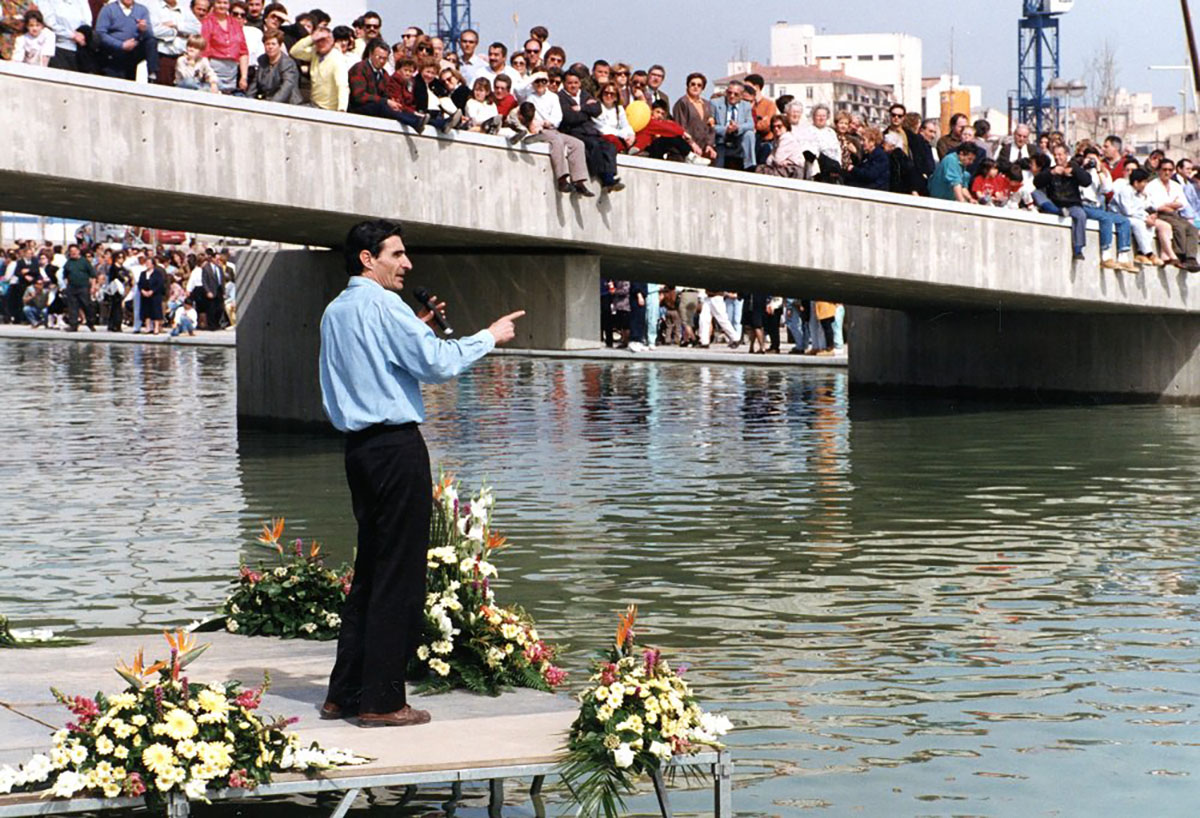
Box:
[257,517,285,553]
[616,604,637,650]
[309,540,322,559]
[486,531,508,550]
[433,475,455,500]
[115,648,167,688]
[164,629,210,677]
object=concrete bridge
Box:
[1,61,1197,420]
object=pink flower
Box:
[240,565,262,584]
[228,769,250,790]
[124,772,146,797]
[294,538,303,557]
[525,641,549,664]
[542,665,568,687]
[235,688,262,710]
[599,663,618,686]
[643,649,660,674]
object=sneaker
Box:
[685,153,711,166]
[628,341,645,353]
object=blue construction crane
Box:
[435,0,474,54]
[1017,0,1074,135]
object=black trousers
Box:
[327,424,432,714]
[204,286,224,330]
[66,286,94,329]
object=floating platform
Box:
[0,633,731,816]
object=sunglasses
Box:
[231,10,245,17]
[363,23,379,29]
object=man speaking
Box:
[318,219,524,728]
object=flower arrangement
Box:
[559,606,733,818]
[0,614,84,648]
[220,518,352,640]
[0,631,368,811]
[407,476,568,695]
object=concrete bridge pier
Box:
[236,249,601,428]
[849,306,1200,404]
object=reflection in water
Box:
[4,344,1200,816]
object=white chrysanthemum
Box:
[612,744,635,769]
[226,618,240,633]
[300,623,318,634]
[49,770,86,798]
[700,712,733,736]
[21,754,51,784]
[416,645,430,661]
[428,658,451,677]
[431,640,453,655]
[273,567,288,578]
[486,647,505,668]
[0,766,18,794]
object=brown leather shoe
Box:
[319,701,358,720]
[357,706,432,728]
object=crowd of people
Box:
[0,231,237,335]
[601,282,845,357]
[3,3,1198,342]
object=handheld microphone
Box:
[413,287,454,335]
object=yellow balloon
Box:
[626,100,651,133]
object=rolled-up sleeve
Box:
[379,299,495,384]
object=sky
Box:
[372,0,1198,115]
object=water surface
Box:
[3,340,1199,816]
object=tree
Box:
[1079,40,1123,144]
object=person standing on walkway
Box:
[62,244,97,332]
[200,251,224,330]
[319,219,523,728]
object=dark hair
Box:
[544,45,565,63]
[529,25,548,39]
[332,24,353,42]
[308,7,330,25]
[651,99,669,112]
[364,36,387,55]
[776,93,794,111]
[488,41,507,56]
[1129,168,1150,184]
[546,66,563,81]
[362,9,380,21]
[686,71,706,89]
[744,72,764,90]
[263,29,285,43]
[979,158,997,173]
[957,142,980,156]
[516,100,536,127]
[344,220,404,275]
[23,8,43,24]
[263,3,286,16]
[1104,134,1123,150]
[973,118,990,137]
[592,59,609,71]
[949,113,967,129]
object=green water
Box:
[3,341,1199,816]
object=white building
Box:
[720,62,894,124]
[769,22,923,111]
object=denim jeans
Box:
[1081,205,1131,252]
[170,316,195,336]
[785,301,810,350]
[23,305,47,325]
[725,296,743,342]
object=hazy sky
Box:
[379,1,1198,114]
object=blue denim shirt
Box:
[319,276,495,432]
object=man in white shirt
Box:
[456,28,486,83]
[1145,157,1200,271]
[1112,167,1175,266]
[40,0,93,71]
[526,71,562,127]
[473,41,510,88]
[149,0,201,85]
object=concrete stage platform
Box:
[0,633,731,816]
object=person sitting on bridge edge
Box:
[290,25,349,111]
[95,0,159,81]
[1076,144,1137,272]
[247,28,300,102]
[348,37,428,132]
[927,142,980,205]
[557,69,623,193]
[512,99,593,197]
[1034,143,1092,262]
[1145,157,1200,272]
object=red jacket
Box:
[385,73,417,112]
[632,119,686,153]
